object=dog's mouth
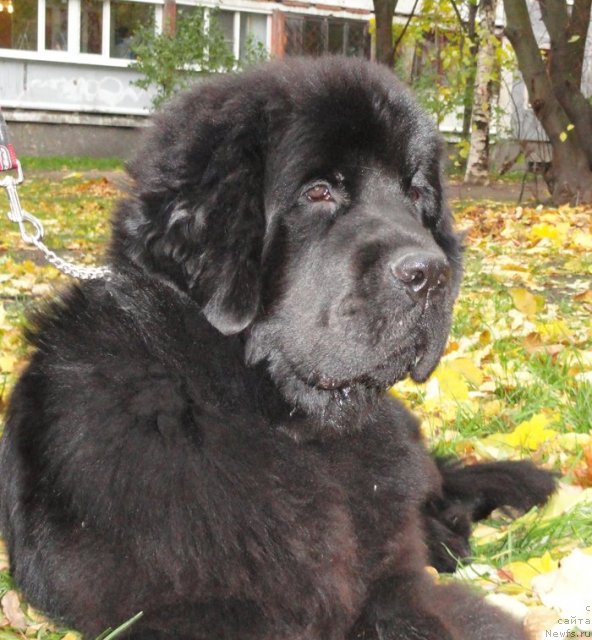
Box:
[312,329,446,394]
[409,339,442,383]
[312,340,427,393]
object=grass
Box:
[20,156,125,172]
[472,501,592,567]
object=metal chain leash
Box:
[1,161,112,281]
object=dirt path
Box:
[446,178,550,204]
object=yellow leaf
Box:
[473,436,513,460]
[503,413,558,450]
[535,551,557,574]
[505,552,558,589]
[537,319,570,341]
[446,357,484,386]
[566,123,575,131]
[529,223,568,247]
[540,485,592,518]
[20,260,37,274]
[482,399,503,417]
[509,287,538,318]
[559,131,568,142]
[554,432,591,452]
[478,329,492,346]
[0,355,17,372]
[503,562,538,589]
[434,366,469,401]
[573,231,592,249]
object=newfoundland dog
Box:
[0,57,554,639]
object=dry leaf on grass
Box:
[524,606,561,640]
[532,549,592,631]
[1,591,28,630]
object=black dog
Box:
[0,58,553,639]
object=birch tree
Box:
[464,0,499,184]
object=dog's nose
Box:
[390,252,450,300]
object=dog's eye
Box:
[306,184,334,203]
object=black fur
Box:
[424,458,556,572]
[0,58,553,639]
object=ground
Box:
[0,166,591,640]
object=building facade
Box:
[1,0,590,157]
[1,0,415,155]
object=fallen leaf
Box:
[497,413,559,451]
[572,231,592,249]
[428,366,470,402]
[509,287,538,318]
[540,484,592,518]
[524,607,561,640]
[574,289,592,303]
[446,357,484,386]
[537,319,571,342]
[504,552,558,589]
[1,591,28,630]
[532,549,592,631]
[0,356,16,373]
[573,446,592,487]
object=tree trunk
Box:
[461,2,479,139]
[538,0,592,167]
[373,0,398,65]
[503,0,592,204]
[465,0,498,184]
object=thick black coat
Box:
[0,58,553,639]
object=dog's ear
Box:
[110,87,267,335]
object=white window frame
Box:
[0,0,271,65]
[68,0,81,54]
[0,0,165,66]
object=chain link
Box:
[27,235,112,280]
[2,161,112,281]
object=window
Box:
[0,0,268,63]
[110,0,154,58]
[217,9,234,53]
[328,22,343,55]
[239,12,266,59]
[0,0,38,50]
[285,16,369,58]
[45,0,68,50]
[211,10,267,61]
[346,22,366,57]
[81,0,102,54]
[302,18,323,56]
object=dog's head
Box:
[111,57,462,430]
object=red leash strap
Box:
[0,107,18,172]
